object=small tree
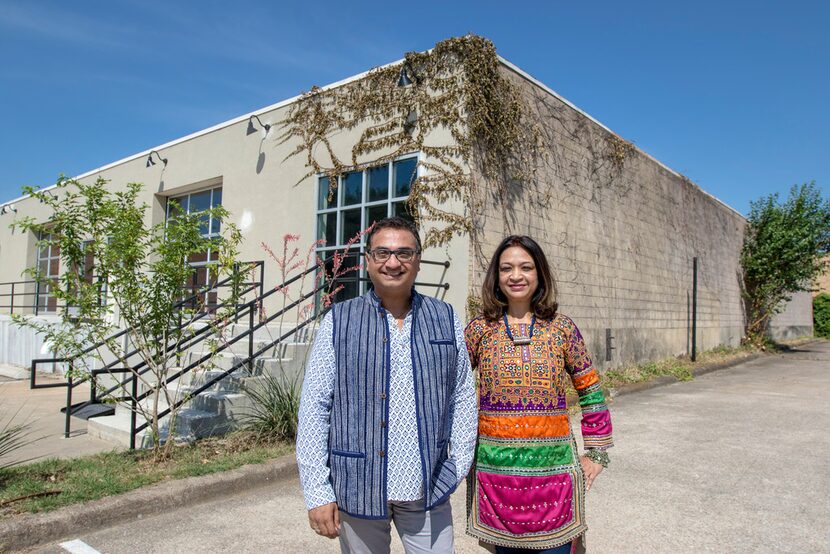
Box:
[12,177,243,460]
[741,182,830,345]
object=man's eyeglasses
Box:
[366,248,420,263]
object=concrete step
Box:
[226,322,317,343]
[87,403,233,447]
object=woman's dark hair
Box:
[480,235,558,320]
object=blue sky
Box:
[0,0,827,215]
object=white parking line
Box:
[59,539,102,554]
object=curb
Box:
[0,453,298,552]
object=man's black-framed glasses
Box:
[366,248,421,263]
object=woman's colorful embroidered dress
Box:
[465,313,614,549]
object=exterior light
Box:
[397,66,414,87]
[246,115,272,139]
[146,150,168,168]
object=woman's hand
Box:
[579,455,604,492]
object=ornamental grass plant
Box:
[240,371,302,443]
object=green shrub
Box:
[240,372,302,443]
[814,293,830,339]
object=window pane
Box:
[393,201,416,225]
[333,280,358,303]
[169,196,188,217]
[329,252,361,303]
[189,251,208,264]
[343,172,362,206]
[367,166,389,202]
[317,213,337,246]
[318,177,337,210]
[190,190,211,214]
[341,208,361,244]
[212,188,222,208]
[365,204,388,231]
[199,213,210,236]
[393,158,417,197]
[210,214,221,235]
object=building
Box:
[0,36,813,377]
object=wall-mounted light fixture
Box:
[0,204,17,215]
[397,63,420,87]
[146,150,167,168]
[246,115,272,139]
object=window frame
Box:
[35,231,60,314]
[315,153,419,301]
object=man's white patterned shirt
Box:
[296,308,477,510]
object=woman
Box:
[465,236,613,554]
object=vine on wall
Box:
[277,34,538,248]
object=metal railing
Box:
[30,261,266,431]
[0,279,44,316]
[30,256,451,448]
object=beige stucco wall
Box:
[467,64,758,367]
[0,83,470,324]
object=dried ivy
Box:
[277,34,538,248]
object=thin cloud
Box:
[0,3,130,49]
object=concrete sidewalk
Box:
[0,370,120,466]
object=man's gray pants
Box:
[338,499,455,554]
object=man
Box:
[296,217,477,553]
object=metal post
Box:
[89,370,97,403]
[259,261,265,301]
[232,262,240,324]
[130,373,138,450]
[248,301,255,370]
[691,257,698,362]
[10,282,14,315]
[64,373,73,439]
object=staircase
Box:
[31,255,450,449]
[86,322,313,447]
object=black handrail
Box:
[30,253,451,448]
[0,279,37,315]
[131,259,452,445]
[36,261,264,439]
[32,261,266,437]
[30,261,264,390]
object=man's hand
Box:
[308,502,340,539]
[579,455,604,492]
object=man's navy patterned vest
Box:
[328,289,459,519]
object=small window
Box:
[36,232,60,313]
[166,186,223,311]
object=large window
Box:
[36,232,60,313]
[167,186,223,308]
[316,155,417,303]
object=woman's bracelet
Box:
[584,449,609,468]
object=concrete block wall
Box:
[469,65,754,367]
[769,291,814,340]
